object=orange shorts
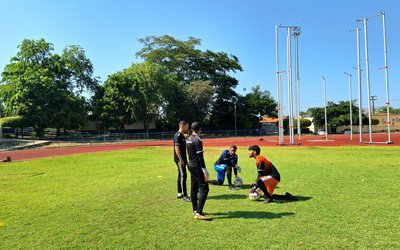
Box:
[260,176,279,196]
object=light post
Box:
[344,72,353,140]
[294,30,301,140]
[322,76,328,141]
[350,28,363,142]
[234,100,237,137]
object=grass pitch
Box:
[0,146,399,249]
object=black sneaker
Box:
[183,196,191,202]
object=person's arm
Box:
[174,145,184,166]
[174,134,185,166]
[195,137,209,181]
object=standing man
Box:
[248,145,281,204]
[213,145,240,190]
[186,122,211,220]
[173,121,191,202]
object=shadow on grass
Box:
[210,211,295,220]
[208,194,247,200]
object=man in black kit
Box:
[173,120,191,202]
[186,122,211,220]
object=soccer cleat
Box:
[183,196,191,202]
[194,212,211,221]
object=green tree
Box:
[101,62,174,134]
[308,101,368,129]
[236,86,277,129]
[0,39,97,137]
[136,35,242,128]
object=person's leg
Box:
[226,166,233,187]
[258,176,279,202]
[188,167,199,212]
[180,163,188,197]
[197,171,209,214]
[176,162,183,197]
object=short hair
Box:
[179,120,188,127]
[191,121,201,132]
[248,145,260,155]
[230,145,237,151]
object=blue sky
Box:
[1,0,399,112]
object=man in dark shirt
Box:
[213,145,240,189]
[186,122,211,220]
[173,121,190,202]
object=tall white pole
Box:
[363,18,373,143]
[295,33,301,140]
[355,28,363,143]
[275,25,284,145]
[345,72,353,140]
[287,27,294,144]
[381,12,392,143]
[323,76,328,141]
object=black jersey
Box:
[173,132,187,163]
[186,133,206,169]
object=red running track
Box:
[1,133,399,161]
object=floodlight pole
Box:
[294,32,301,140]
[344,72,353,140]
[352,28,363,143]
[362,18,373,143]
[381,12,392,143]
[322,76,328,141]
[287,27,294,144]
[275,25,284,145]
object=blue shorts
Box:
[214,164,227,185]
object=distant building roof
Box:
[260,116,286,123]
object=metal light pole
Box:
[344,72,353,140]
[234,100,237,137]
[322,76,328,141]
[362,18,373,143]
[275,25,284,145]
[287,27,294,144]
[294,31,301,140]
[351,28,363,143]
[381,12,392,143]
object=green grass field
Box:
[1,146,399,249]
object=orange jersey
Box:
[256,155,280,181]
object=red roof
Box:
[260,116,285,123]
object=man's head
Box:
[228,145,237,155]
[191,121,202,134]
[248,145,260,158]
[178,120,189,133]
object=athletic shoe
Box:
[177,193,183,199]
[285,192,298,201]
[263,198,274,204]
[194,212,211,220]
[183,196,191,202]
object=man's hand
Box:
[179,159,185,167]
[234,165,241,173]
[202,168,210,182]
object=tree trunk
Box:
[56,128,61,137]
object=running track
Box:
[1,133,399,161]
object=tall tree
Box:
[0,39,97,137]
[136,35,242,128]
[101,62,175,133]
[236,86,278,129]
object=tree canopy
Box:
[0,39,98,136]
